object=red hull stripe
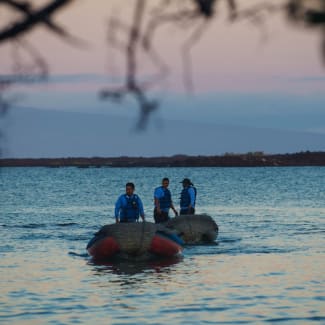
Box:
[150,234,183,256]
[87,236,120,259]
[88,234,182,259]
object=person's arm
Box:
[154,197,161,214]
[170,202,178,216]
[114,195,122,223]
[154,187,162,214]
[138,197,145,221]
[170,192,178,216]
[188,187,196,210]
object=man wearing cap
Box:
[180,178,196,215]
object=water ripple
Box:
[1,166,324,324]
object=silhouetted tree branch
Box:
[0,0,324,137]
[0,0,76,109]
[99,0,159,130]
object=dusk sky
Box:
[1,0,325,157]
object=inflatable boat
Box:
[166,214,218,244]
[87,222,183,260]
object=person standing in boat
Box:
[115,182,145,223]
[180,178,196,215]
[154,177,178,223]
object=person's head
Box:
[181,178,193,188]
[125,182,135,196]
[162,177,169,188]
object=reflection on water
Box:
[89,255,183,276]
[1,167,324,324]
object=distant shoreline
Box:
[1,151,324,167]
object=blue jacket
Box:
[154,186,172,212]
[180,186,196,210]
[115,194,144,222]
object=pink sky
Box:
[1,0,325,158]
[1,0,324,94]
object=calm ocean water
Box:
[1,167,324,324]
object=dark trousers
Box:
[120,218,137,223]
[154,208,170,224]
[180,207,195,215]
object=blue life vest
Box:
[159,187,172,210]
[180,186,196,208]
[121,194,140,222]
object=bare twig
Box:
[101,0,164,129]
[0,0,75,43]
[182,19,211,93]
[1,0,325,138]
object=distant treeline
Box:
[1,151,325,168]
